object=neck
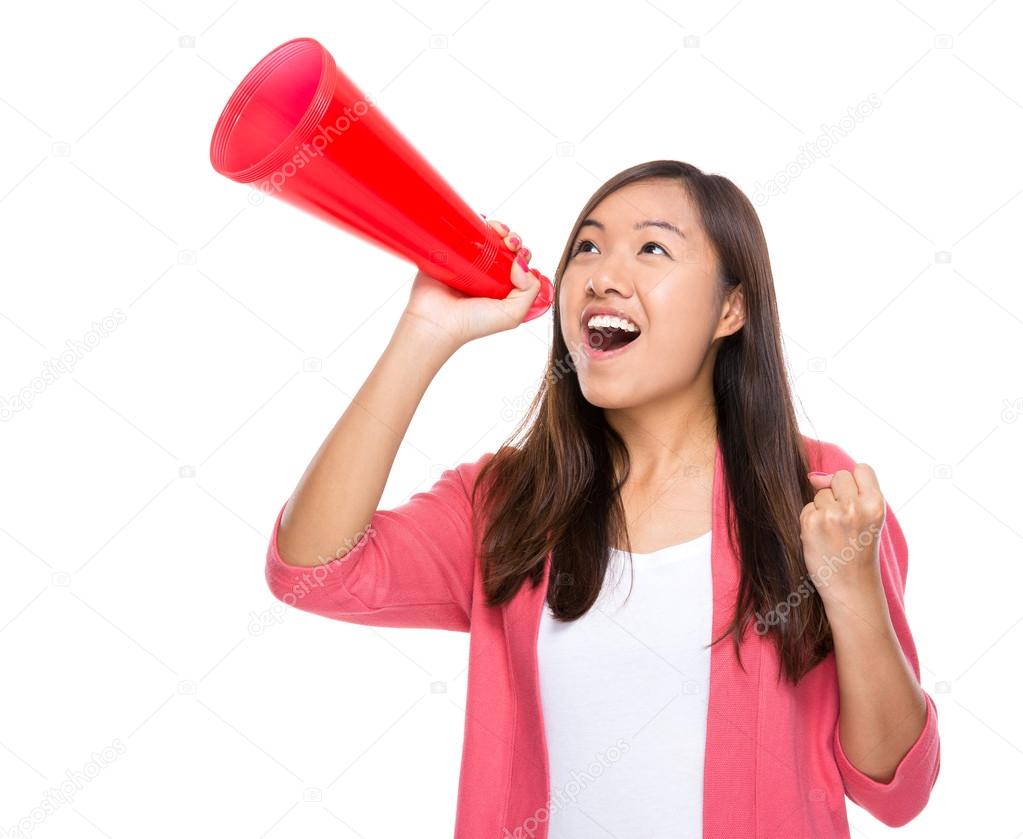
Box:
[605,387,718,487]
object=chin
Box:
[578,381,639,411]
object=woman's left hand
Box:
[800,464,886,606]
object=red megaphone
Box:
[208,37,554,322]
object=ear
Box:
[720,282,745,335]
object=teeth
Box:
[586,315,639,333]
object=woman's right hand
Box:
[399,218,542,349]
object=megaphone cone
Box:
[209,37,554,322]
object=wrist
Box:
[821,574,889,631]
[393,311,462,362]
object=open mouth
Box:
[585,323,642,354]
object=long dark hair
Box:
[468,160,829,684]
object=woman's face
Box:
[558,178,741,410]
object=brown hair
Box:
[468,160,829,684]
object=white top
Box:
[536,530,713,839]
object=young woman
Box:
[266,160,940,838]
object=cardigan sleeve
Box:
[264,452,492,633]
[825,444,942,826]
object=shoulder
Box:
[454,450,498,484]
[447,450,500,504]
[800,433,859,474]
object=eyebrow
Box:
[577,218,686,239]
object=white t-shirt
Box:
[536,530,713,839]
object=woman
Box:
[266,160,940,838]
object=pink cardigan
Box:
[265,436,940,837]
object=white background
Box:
[1,0,1020,836]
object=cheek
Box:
[642,287,717,372]
[557,276,583,339]
[645,324,708,375]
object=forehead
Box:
[590,179,695,228]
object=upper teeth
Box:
[587,315,639,333]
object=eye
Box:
[570,239,670,258]
[642,241,669,256]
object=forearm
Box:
[824,579,929,783]
[276,314,459,567]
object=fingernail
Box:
[515,252,528,272]
[508,234,521,249]
[808,471,830,477]
[519,247,531,262]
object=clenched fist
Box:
[800,464,887,605]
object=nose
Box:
[583,245,637,299]
[585,269,633,299]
